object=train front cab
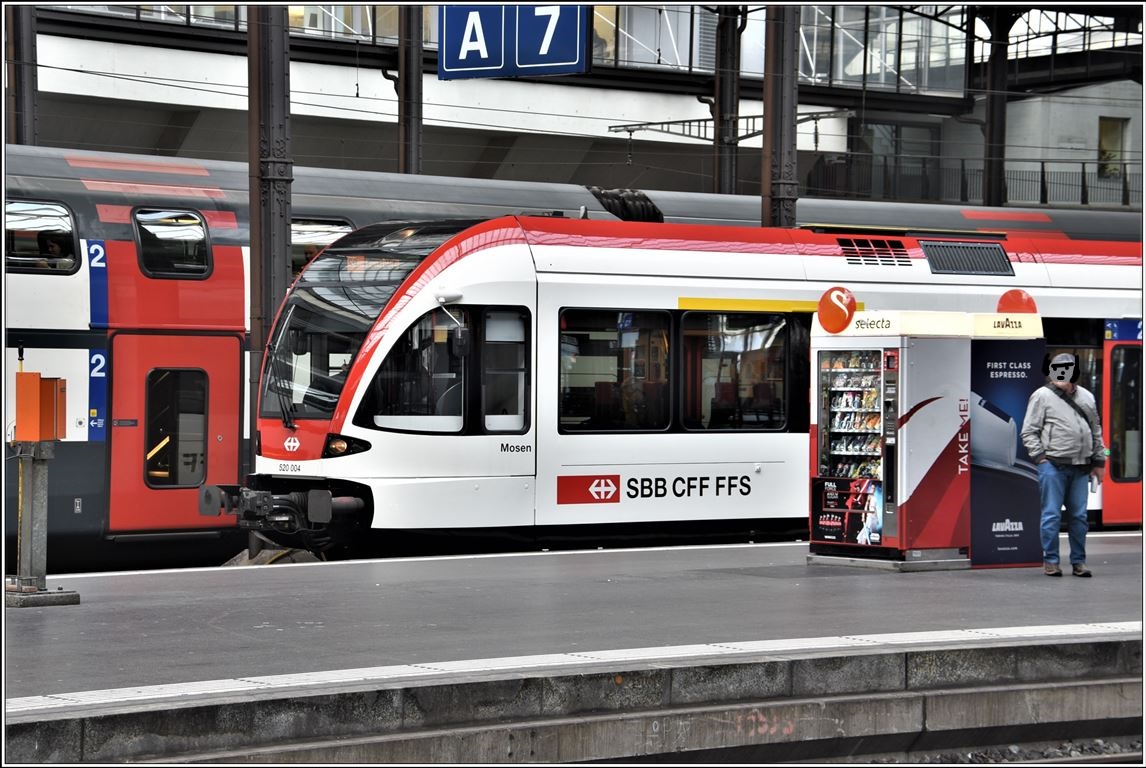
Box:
[1100,319,1142,526]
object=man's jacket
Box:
[1020,384,1106,469]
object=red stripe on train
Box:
[202,210,239,229]
[96,204,133,224]
[961,210,1053,222]
[66,156,210,176]
[81,180,225,199]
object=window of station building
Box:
[591,6,618,65]
[291,218,354,275]
[1109,345,1142,483]
[483,310,530,433]
[373,5,437,46]
[368,307,469,433]
[681,312,788,431]
[145,369,208,488]
[559,309,670,432]
[1099,116,1129,179]
[189,5,240,29]
[4,201,79,275]
[617,5,697,70]
[135,208,210,279]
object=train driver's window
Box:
[135,208,210,278]
[371,307,469,433]
[559,309,670,432]
[483,309,530,433]
[145,369,208,487]
[681,312,788,431]
[4,200,79,274]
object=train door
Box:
[108,333,242,533]
[1101,320,1142,526]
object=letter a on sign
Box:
[460,11,488,59]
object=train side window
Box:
[483,309,530,433]
[145,369,208,488]
[135,208,210,279]
[559,309,670,432]
[681,312,788,431]
[4,200,79,274]
[1109,345,1142,483]
[291,218,354,275]
[370,307,469,433]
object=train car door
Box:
[108,333,241,533]
[1101,320,1142,526]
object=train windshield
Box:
[259,220,479,422]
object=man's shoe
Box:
[1072,563,1092,577]
[1044,562,1062,577]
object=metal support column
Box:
[761,5,799,227]
[982,7,1012,207]
[398,5,424,174]
[5,441,80,607]
[4,5,38,145]
[247,6,294,557]
[712,6,743,195]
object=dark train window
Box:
[145,369,207,487]
[4,200,79,274]
[559,309,670,432]
[681,312,789,431]
[1110,346,1142,483]
[369,307,470,433]
[135,208,210,278]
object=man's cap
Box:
[1051,352,1075,366]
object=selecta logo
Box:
[557,475,622,504]
[284,436,301,452]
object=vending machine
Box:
[810,311,972,562]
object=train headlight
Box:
[322,434,371,458]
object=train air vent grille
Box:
[921,241,1014,276]
[837,238,911,267]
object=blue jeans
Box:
[1038,461,1090,566]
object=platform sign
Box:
[438,5,589,80]
[1105,318,1142,341]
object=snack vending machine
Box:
[810,311,972,561]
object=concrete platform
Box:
[4,532,1142,762]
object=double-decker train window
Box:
[1109,346,1142,483]
[135,208,210,278]
[681,312,789,431]
[291,218,354,275]
[4,200,79,274]
[559,309,671,432]
[145,369,208,487]
[483,310,530,433]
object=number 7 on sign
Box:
[533,6,560,55]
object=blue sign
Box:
[88,349,108,442]
[86,239,108,328]
[1105,318,1142,342]
[438,5,589,80]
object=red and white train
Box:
[4,143,1141,568]
[200,214,1141,556]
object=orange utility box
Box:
[15,372,67,442]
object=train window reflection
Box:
[145,369,207,487]
[559,309,671,432]
[291,218,354,275]
[4,200,79,274]
[136,208,210,278]
[681,312,788,431]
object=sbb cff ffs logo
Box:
[557,475,621,504]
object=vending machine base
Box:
[807,548,970,572]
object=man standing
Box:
[1020,353,1106,577]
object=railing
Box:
[800,153,1142,208]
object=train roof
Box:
[6,143,1143,242]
